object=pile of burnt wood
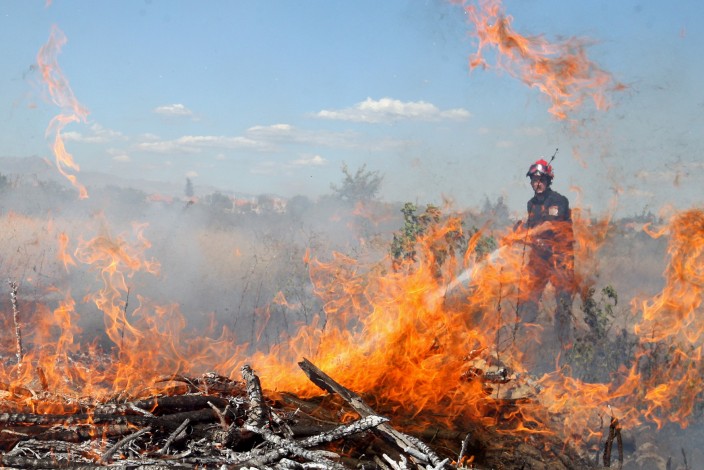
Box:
[0,358,596,469]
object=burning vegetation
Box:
[0,180,703,469]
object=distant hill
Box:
[0,155,61,181]
[0,155,257,200]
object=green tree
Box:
[391,203,436,265]
[330,163,383,203]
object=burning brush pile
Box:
[1,356,593,470]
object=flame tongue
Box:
[462,0,625,119]
[629,209,704,428]
[37,25,89,198]
[248,218,535,429]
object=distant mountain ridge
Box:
[0,155,261,200]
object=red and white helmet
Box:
[526,158,554,180]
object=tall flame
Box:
[37,25,89,198]
[629,209,704,428]
[459,0,625,119]
[243,207,704,446]
[244,216,572,431]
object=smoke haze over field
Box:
[0,160,668,359]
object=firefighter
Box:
[516,158,576,349]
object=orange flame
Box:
[240,207,704,447]
[247,217,550,430]
[536,208,704,438]
[460,0,625,119]
[37,26,89,198]
[58,231,77,272]
[626,209,704,428]
[2,201,703,448]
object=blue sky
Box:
[1,0,703,216]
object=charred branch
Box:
[242,423,346,470]
[242,364,270,429]
[457,432,472,464]
[0,407,219,428]
[603,416,624,468]
[156,418,190,455]
[154,372,245,396]
[8,279,24,372]
[297,357,446,468]
[1,454,103,469]
[100,425,152,464]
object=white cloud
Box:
[245,123,362,148]
[249,154,328,175]
[245,124,295,140]
[131,122,412,161]
[315,97,471,123]
[134,135,269,154]
[292,155,327,166]
[134,140,200,154]
[153,103,193,117]
[247,123,293,134]
[185,170,198,178]
[63,123,125,143]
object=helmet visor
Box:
[527,163,551,178]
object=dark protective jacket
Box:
[525,187,574,263]
[517,187,576,347]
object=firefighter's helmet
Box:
[526,158,554,180]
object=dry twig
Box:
[8,279,23,371]
[100,426,152,464]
